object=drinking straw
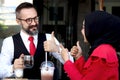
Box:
[45,52,47,67]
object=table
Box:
[2,78,40,80]
[2,78,28,80]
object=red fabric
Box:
[64,44,119,80]
[28,36,36,56]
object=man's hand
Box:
[44,31,59,52]
[13,54,24,70]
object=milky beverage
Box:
[40,61,55,80]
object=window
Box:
[49,7,64,21]
[0,0,33,50]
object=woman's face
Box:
[81,20,88,43]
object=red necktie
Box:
[28,36,36,56]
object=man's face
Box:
[16,8,39,35]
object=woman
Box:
[61,11,119,80]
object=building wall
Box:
[77,0,91,59]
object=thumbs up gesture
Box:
[44,31,59,52]
[70,41,82,60]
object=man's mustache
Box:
[29,24,38,29]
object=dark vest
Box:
[12,33,58,79]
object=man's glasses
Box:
[17,16,39,25]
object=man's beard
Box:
[22,25,39,35]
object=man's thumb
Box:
[19,54,24,59]
[51,31,55,42]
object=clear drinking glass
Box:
[24,55,34,68]
[40,61,55,80]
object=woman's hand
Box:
[60,44,69,62]
[70,41,82,60]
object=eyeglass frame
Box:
[17,16,39,25]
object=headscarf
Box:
[85,10,120,55]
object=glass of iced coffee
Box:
[40,61,55,80]
[24,55,34,68]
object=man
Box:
[0,2,73,79]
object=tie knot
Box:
[28,36,34,41]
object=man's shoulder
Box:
[3,33,20,42]
[4,36,12,40]
[3,36,13,43]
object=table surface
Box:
[0,78,40,80]
[2,78,28,80]
[1,78,41,80]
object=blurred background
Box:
[0,0,120,79]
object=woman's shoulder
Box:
[91,44,118,62]
[93,44,115,54]
[97,44,114,48]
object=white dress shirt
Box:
[0,31,73,78]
